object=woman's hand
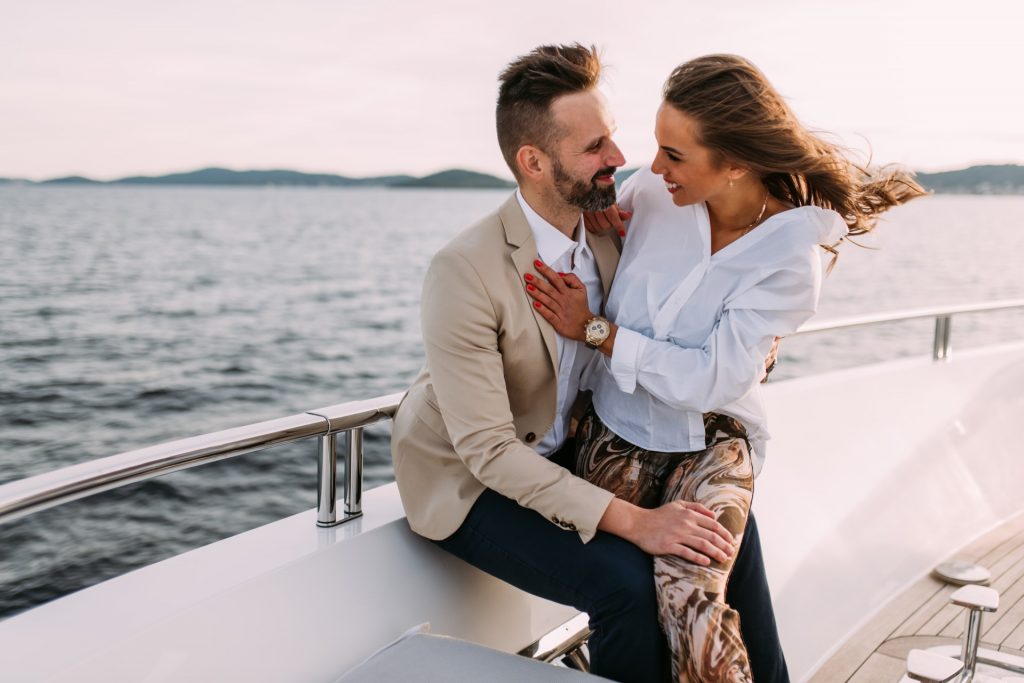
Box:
[599,498,735,565]
[762,336,781,383]
[584,204,633,236]
[525,259,592,342]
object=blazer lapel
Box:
[588,231,621,304]
[499,195,559,375]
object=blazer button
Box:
[525,432,536,443]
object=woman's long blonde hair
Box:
[663,54,927,243]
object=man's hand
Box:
[599,498,736,565]
[584,204,633,237]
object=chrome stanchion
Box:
[345,428,364,517]
[316,433,338,527]
[933,315,952,361]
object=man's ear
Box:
[516,145,547,182]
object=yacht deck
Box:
[809,512,1024,681]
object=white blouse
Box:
[586,166,849,473]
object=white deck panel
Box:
[0,484,576,682]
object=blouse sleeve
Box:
[608,249,822,412]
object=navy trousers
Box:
[434,453,789,682]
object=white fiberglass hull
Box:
[757,341,1024,678]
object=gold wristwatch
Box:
[584,316,612,348]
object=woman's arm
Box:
[527,256,819,411]
[607,306,801,412]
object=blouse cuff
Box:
[609,326,645,394]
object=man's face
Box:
[544,89,625,212]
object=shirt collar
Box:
[516,189,590,267]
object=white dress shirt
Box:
[588,166,848,473]
[516,190,604,457]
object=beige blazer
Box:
[391,194,621,543]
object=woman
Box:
[527,54,925,682]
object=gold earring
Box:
[729,178,734,188]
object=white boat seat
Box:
[906,649,964,682]
[950,584,999,611]
[335,632,609,682]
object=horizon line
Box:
[0,165,519,185]
[5,160,1024,185]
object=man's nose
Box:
[607,142,626,169]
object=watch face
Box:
[585,318,610,346]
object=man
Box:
[391,44,788,682]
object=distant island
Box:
[614,164,1024,195]
[614,164,1024,194]
[2,167,515,190]
[913,165,1024,195]
[3,164,1024,194]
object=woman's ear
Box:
[727,166,750,184]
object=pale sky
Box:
[3,0,1023,181]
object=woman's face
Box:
[650,103,734,207]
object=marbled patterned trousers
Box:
[575,406,755,683]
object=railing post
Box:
[345,428,364,517]
[316,433,338,527]
[961,608,982,679]
[933,315,952,362]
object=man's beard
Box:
[551,156,618,212]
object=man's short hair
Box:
[496,44,601,180]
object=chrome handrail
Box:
[0,392,404,527]
[793,298,1024,361]
[1,299,1022,528]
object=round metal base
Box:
[932,561,992,586]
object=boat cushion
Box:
[335,632,607,682]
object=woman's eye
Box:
[667,153,681,162]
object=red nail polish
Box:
[524,273,533,281]
[527,284,535,291]
[534,301,541,308]
[618,230,626,237]
[557,272,565,277]
[534,259,543,267]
